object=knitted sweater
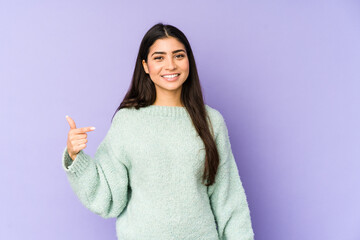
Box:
[62,104,255,240]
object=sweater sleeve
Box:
[207,114,255,240]
[61,113,130,219]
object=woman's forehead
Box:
[149,37,185,53]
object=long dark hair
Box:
[111,22,220,186]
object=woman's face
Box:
[142,37,190,96]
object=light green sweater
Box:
[62,104,254,240]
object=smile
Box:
[161,73,180,82]
[161,73,180,78]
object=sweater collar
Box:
[138,104,189,118]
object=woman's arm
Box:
[62,113,130,219]
[207,114,255,240]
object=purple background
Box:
[1,1,359,239]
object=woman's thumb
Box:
[65,115,76,129]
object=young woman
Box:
[63,23,255,240]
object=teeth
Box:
[163,74,179,78]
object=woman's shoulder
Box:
[205,104,225,124]
[110,107,136,126]
[205,104,227,136]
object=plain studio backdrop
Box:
[0,1,359,239]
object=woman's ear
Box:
[142,60,149,74]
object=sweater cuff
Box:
[62,146,90,177]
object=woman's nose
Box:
[165,58,176,70]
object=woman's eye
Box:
[154,54,185,60]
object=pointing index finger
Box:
[78,126,96,133]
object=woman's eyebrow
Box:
[151,49,186,57]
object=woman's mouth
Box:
[161,73,180,82]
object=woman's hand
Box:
[65,115,96,161]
